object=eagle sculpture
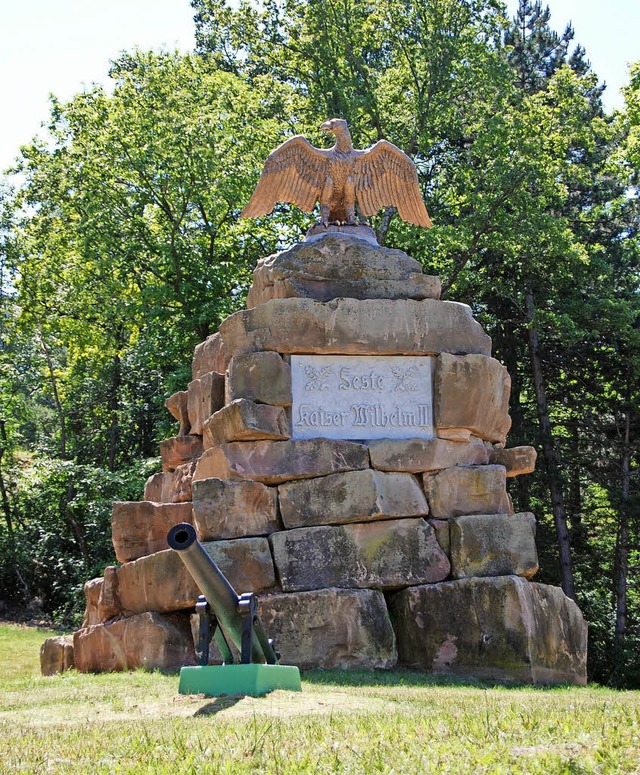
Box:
[241,118,432,228]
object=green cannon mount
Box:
[167,523,301,697]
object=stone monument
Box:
[41,123,587,684]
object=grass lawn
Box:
[0,624,638,774]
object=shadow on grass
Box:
[194,695,245,716]
[299,668,580,692]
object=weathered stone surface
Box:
[258,588,397,669]
[389,576,587,685]
[194,438,370,485]
[111,501,193,563]
[143,461,196,504]
[40,636,75,676]
[82,572,121,627]
[217,298,491,370]
[278,469,428,529]
[428,519,450,556]
[450,512,538,579]
[187,371,225,436]
[160,435,203,472]
[203,399,290,447]
[270,518,450,592]
[434,353,511,444]
[369,437,490,473]
[226,351,292,407]
[201,537,277,595]
[82,577,104,627]
[144,472,172,503]
[423,465,511,518]
[165,391,190,436]
[115,550,198,614]
[73,612,195,672]
[115,539,277,615]
[192,478,280,540]
[247,234,441,307]
[490,446,537,477]
[192,332,228,380]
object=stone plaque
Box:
[291,355,433,440]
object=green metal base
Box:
[178,664,302,697]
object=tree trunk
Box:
[375,207,395,245]
[525,289,576,600]
[613,408,631,682]
[108,350,122,473]
[0,420,30,598]
[38,332,67,459]
[568,421,585,549]
[0,420,13,539]
[495,319,531,512]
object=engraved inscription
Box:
[291,355,434,440]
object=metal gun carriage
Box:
[167,523,301,696]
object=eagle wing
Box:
[241,136,329,218]
[353,140,432,228]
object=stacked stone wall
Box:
[43,235,586,684]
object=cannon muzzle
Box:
[167,523,277,665]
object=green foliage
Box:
[0,1,639,686]
[0,456,156,624]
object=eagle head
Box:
[320,118,349,135]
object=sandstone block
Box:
[82,577,104,627]
[160,435,203,472]
[217,298,491,370]
[143,461,196,504]
[434,353,511,444]
[202,536,277,594]
[165,391,190,436]
[73,612,195,672]
[192,478,280,540]
[369,437,490,473]
[187,371,225,436]
[423,465,511,518]
[115,539,277,615]
[278,469,428,528]
[82,572,121,626]
[389,576,587,685]
[270,518,449,592]
[40,636,75,676]
[450,512,538,579]
[246,234,441,307]
[111,501,193,562]
[258,588,397,669]
[428,519,450,556]
[226,351,292,406]
[192,332,228,380]
[115,550,198,614]
[203,399,290,447]
[194,438,369,485]
[144,472,172,503]
[490,445,537,477]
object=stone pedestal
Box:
[46,234,586,685]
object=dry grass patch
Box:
[1,624,639,774]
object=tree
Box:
[1,51,301,618]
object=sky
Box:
[1,0,639,175]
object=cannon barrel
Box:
[167,523,276,665]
